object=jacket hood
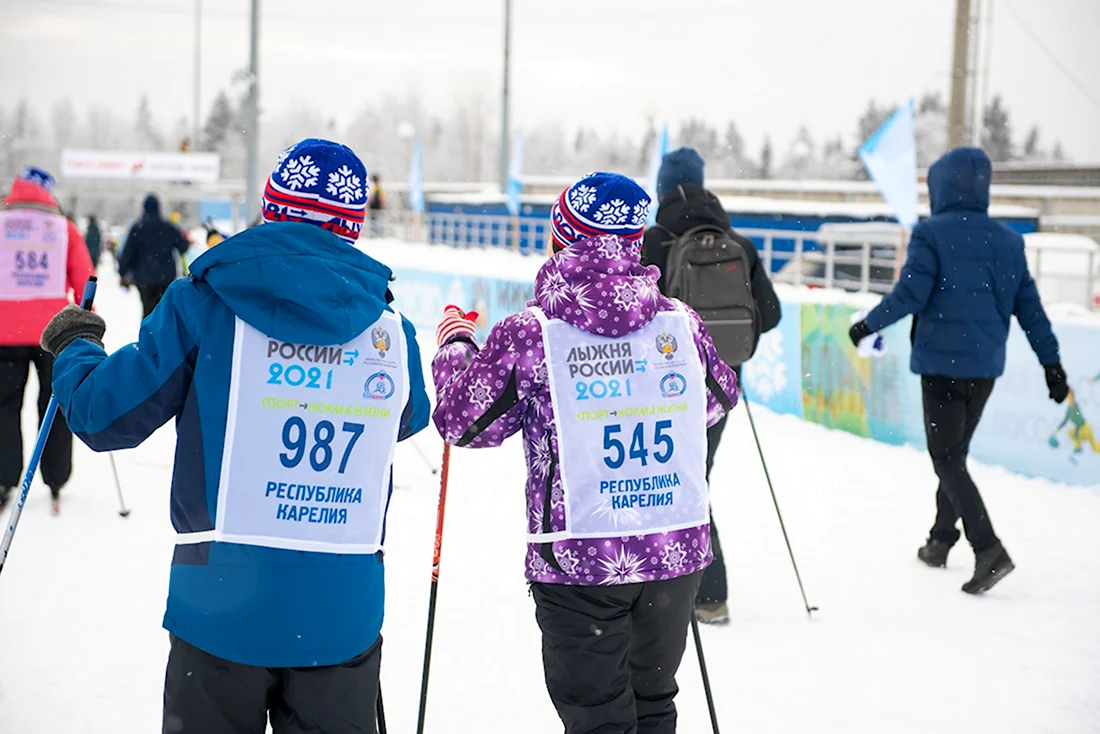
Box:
[655,183,730,235]
[143,194,161,218]
[532,234,661,338]
[2,179,60,212]
[189,221,392,345]
[928,147,991,215]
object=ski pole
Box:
[416,443,452,734]
[109,453,130,517]
[411,438,439,476]
[376,685,387,734]
[691,615,721,734]
[738,377,818,616]
[1,277,98,578]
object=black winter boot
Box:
[917,538,953,568]
[0,486,12,509]
[962,542,1015,594]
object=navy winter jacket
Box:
[118,195,189,286]
[52,222,431,667]
[865,147,1059,378]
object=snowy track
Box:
[2,271,1099,733]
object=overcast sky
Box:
[3,0,1099,161]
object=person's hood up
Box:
[142,194,161,218]
[655,183,730,235]
[2,179,60,212]
[531,234,661,338]
[928,147,991,215]
[188,221,392,345]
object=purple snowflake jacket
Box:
[432,235,739,586]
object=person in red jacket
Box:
[0,167,94,512]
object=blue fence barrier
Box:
[388,260,1099,487]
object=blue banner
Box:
[408,140,425,214]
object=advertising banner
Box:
[60,150,221,183]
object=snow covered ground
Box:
[2,267,1099,733]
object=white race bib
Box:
[0,210,69,301]
[530,305,709,541]
[180,311,408,553]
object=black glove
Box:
[41,305,106,356]
[1045,363,1069,404]
[848,320,872,348]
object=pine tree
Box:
[202,91,236,152]
[981,95,1015,162]
[134,96,164,151]
[857,99,899,147]
[759,137,773,179]
[1022,125,1041,160]
[722,121,747,177]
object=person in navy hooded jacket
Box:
[40,139,430,734]
[849,147,1068,596]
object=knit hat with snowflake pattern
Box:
[261,138,369,245]
[549,172,651,251]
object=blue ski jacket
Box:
[865,147,1059,378]
[52,221,431,668]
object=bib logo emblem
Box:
[660,372,686,398]
[371,327,391,358]
[364,371,395,400]
[656,333,677,360]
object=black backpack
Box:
[663,224,759,367]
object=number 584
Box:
[603,420,674,469]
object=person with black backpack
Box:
[642,146,782,624]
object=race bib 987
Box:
[208,312,407,553]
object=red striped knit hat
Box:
[549,172,651,250]
[261,138,368,244]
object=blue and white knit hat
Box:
[261,138,368,244]
[19,166,56,193]
[550,172,651,249]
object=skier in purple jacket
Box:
[432,172,739,733]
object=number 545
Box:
[603,420,674,469]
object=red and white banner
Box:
[60,150,221,184]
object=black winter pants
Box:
[532,572,700,734]
[0,346,72,491]
[138,283,170,318]
[697,415,728,605]
[921,376,998,552]
[162,634,383,734]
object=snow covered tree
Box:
[857,99,899,149]
[982,95,1014,162]
[51,98,79,150]
[779,126,817,179]
[202,91,236,152]
[134,96,164,151]
[759,137,773,179]
[914,92,948,167]
[1021,125,1041,160]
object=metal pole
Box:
[244,0,261,225]
[947,0,974,149]
[979,0,994,147]
[499,0,511,194]
[968,0,983,147]
[192,0,202,147]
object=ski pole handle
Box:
[79,276,98,310]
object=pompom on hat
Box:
[549,172,651,250]
[19,166,56,193]
[261,138,369,244]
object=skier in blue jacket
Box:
[41,139,429,734]
[849,147,1068,596]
